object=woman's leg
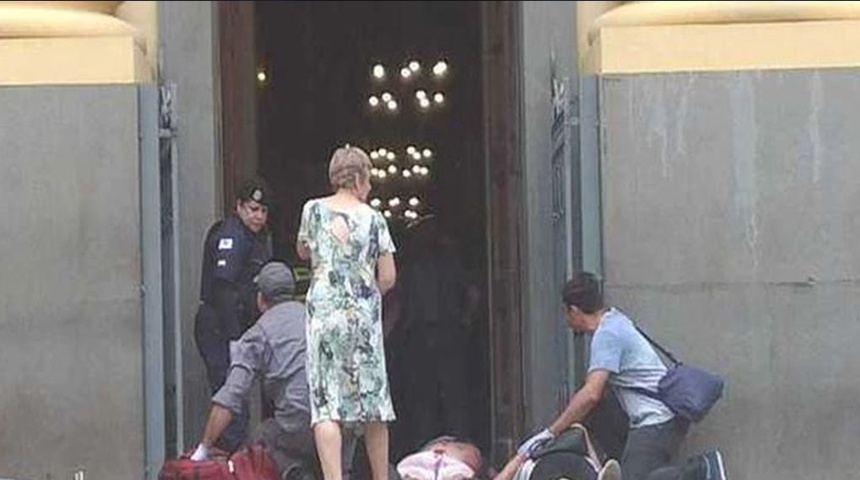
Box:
[315,420,343,480]
[365,421,389,480]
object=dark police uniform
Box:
[194,210,272,451]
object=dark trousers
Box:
[397,327,471,449]
[621,418,702,480]
[194,303,250,451]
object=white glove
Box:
[190,443,210,461]
[517,428,555,457]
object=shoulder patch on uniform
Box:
[217,259,227,267]
[218,238,234,250]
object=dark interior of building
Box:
[254,0,490,469]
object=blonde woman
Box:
[297,146,397,480]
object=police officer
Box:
[194,177,273,452]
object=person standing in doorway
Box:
[194,177,273,452]
[394,216,476,451]
[296,146,397,480]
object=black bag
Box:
[515,425,602,480]
[630,325,725,423]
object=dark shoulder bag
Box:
[629,325,725,423]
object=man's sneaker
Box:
[597,459,621,480]
[702,450,727,480]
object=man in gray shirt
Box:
[190,261,317,478]
[516,272,726,480]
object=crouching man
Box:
[190,261,318,480]
[516,272,726,480]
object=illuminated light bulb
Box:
[412,152,422,161]
[387,165,397,174]
[412,165,421,174]
[368,95,379,107]
[386,152,395,161]
[257,70,267,82]
[422,149,432,158]
[409,60,420,72]
[400,67,411,79]
[379,170,387,179]
[370,151,379,160]
[409,197,419,207]
[370,198,381,208]
[419,98,431,109]
[402,170,412,178]
[420,167,429,176]
[383,210,392,218]
[433,60,448,76]
[381,92,392,102]
[387,100,398,111]
[379,148,387,157]
[372,64,385,79]
[415,89,427,100]
[434,92,445,104]
[389,197,401,207]
[406,145,417,155]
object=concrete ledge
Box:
[0,35,151,85]
[590,20,860,74]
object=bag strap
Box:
[631,323,680,366]
[626,385,662,401]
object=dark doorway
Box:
[254,0,492,469]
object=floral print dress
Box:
[297,199,397,425]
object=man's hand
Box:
[190,443,210,461]
[516,428,555,457]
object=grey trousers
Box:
[252,419,362,480]
[252,419,318,480]
[621,418,702,480]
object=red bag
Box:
[158,444,278,480]
[158,451,234,480]
[231,443,279,480]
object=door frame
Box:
[217,0,530,466]
[481,1,527,464]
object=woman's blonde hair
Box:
[328,145,372,191]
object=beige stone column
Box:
[0,1,156,84]
[581,1,860,73]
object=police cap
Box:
[237,177,270,206]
